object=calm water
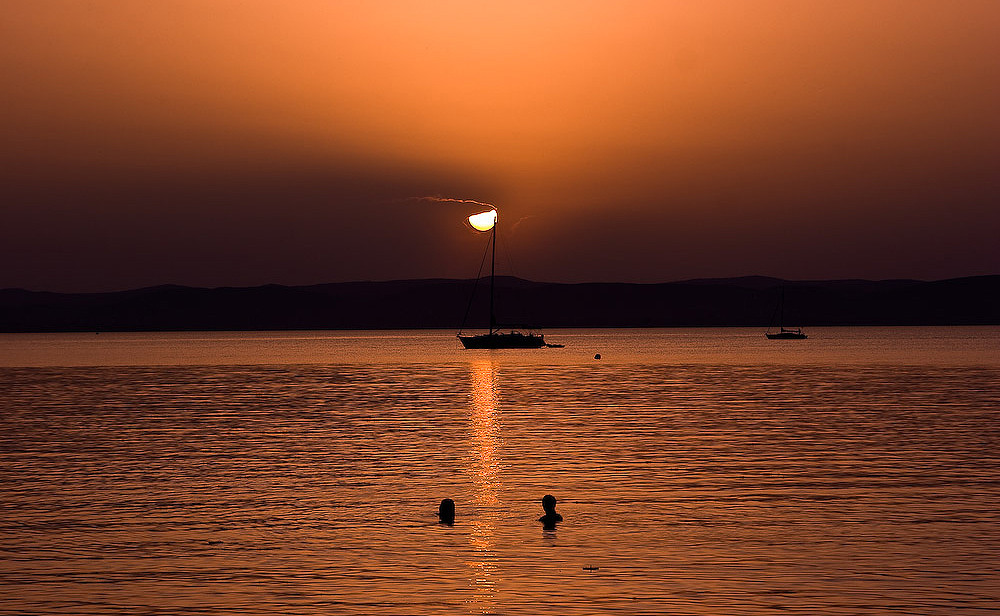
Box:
[1,328,998,615]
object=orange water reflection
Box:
[467,359,502,614]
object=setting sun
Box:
[468,210,498,232]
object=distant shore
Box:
[1,275,998,332]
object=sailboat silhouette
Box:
[765,286,808,339]
[457,209,556,349]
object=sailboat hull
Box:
[458,332,547,349]
[766,331,808,339]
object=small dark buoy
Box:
[583,565,599,571]
[594,353,601,360]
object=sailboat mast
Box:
[489,223,496,334]
[779,287,785,330]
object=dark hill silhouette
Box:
[1,275,997,332]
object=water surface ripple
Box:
[1,328,998,614]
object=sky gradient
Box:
[3,0,998,292]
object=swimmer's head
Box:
[438,498,455,524]
[541,494,557,513]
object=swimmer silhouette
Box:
[538,494,563,529]
[438,498,455,525]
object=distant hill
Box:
[1,275,998,332]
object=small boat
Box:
[457,208,558,350]
[765,286,808,340]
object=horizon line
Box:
[4,273,999,295]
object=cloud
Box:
[413,196,498,211]
[510,215,537,234]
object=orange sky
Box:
[2,1,998,291]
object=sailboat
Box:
[765,286,808,339]
[457,209,554,349]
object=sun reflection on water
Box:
[466,359,502,614]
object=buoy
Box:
[594,353,601,360]
[583,565,599,571]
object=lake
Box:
[1,328,998,615]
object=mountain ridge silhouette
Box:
[1,275,997,331]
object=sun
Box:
[468,209,498,232]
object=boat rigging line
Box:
[457,229,493,335]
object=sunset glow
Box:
[1,1,997,291]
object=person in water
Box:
[538,494,563,528]
[438,498,455,525]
